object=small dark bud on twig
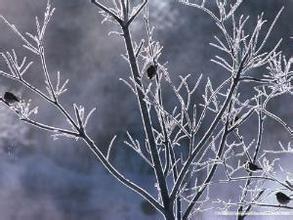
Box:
[3,92,20,104]
[276,192,291,205]
[146,64,157,80]
[245,161,262,172]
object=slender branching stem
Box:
[237,110,264,220]
[39,45,57,101]
[81,133,165,214]
[182,92,237,219]
[91,0,123,25]
[126,0,147,26]
[170,54,247,202]
[121,26,174,219]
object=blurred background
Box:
[0,0,292,219]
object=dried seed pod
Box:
[4,92,20,104]
[146,64,157,80]
[276,192,291,205]
[245,161,262,171]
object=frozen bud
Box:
[146,65,157,80]
[3,92,20,104]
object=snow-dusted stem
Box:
[39,45,56,101]
[183,117,231,219]
[158,84,181,219]
[122,26,174,220]
[170,55,246,203]
[236,112,264,220]
[81,133,165,214]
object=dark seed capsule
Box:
[276,192,291,205]
[4,92,20,104]
[245,161,262,171]
[146,65,157,79]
